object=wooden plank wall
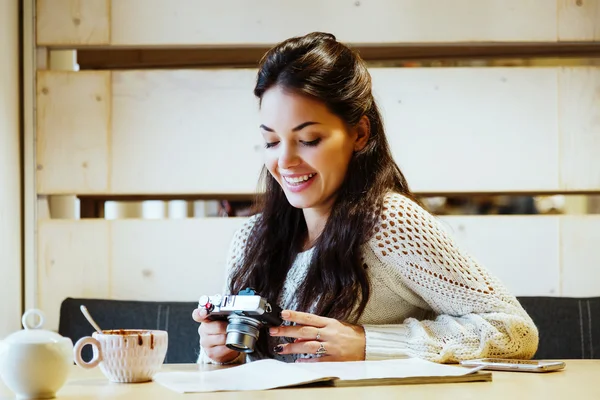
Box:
[0,0,21,337]
[35,68,600,195]
[29,0,600,331]
[36,0,600,45]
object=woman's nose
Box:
[278,143,301,169]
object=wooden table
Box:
[1,360,599,399]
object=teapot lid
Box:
[3,309,68,344]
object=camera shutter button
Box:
[198,295,209,307]
[199,296,215,312]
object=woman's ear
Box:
[354,115,371,152]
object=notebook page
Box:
[293,357,482,381]
[153,359,335,393]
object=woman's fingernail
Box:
[269,328,279,335]
[273,345,284,353]
[280,311,291,319]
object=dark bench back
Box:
[59,296,600,363]
[518,296,600,359]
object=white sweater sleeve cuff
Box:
[363,324,414,361]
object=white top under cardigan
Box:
[197,192,539,364]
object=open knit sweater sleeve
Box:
[362,193,539,362]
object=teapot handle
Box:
[74,336,103,369]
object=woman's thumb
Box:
[192,308,209,322]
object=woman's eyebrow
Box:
[259,121,321,132]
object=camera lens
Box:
[225,315,262,353]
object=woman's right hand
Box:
[192,308,240,364]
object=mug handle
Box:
[73,336,103,369]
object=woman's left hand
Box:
[269,310,366,363]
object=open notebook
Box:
[153,358,491,393]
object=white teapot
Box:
[0,309,73,399]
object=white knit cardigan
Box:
[197,192,539,364]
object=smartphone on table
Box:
[460,358,566,373]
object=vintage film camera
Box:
[198,288,283,353]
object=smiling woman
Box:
[192,32,539,365]
[258,87,368,234]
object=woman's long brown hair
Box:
[229,32,418,359]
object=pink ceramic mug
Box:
[73,329,168,383]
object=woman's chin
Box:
[283,192,316,210]
[286,199,313,210]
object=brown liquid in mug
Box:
[102,329,156,350]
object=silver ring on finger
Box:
[315,342,327,357]
[316,329,321,341]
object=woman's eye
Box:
[301,139,321,147]
[264,141,279,149]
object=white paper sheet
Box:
[293,357,482,380]
[153,358,483,393]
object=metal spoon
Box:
[80,305,103,334]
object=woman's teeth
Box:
[284,173,315,184]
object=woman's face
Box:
[259,86,359,212]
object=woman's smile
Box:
[281,173,317,192]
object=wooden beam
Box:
[76,43,600,70]
[36,0,600,48]
[23,0,38,318]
